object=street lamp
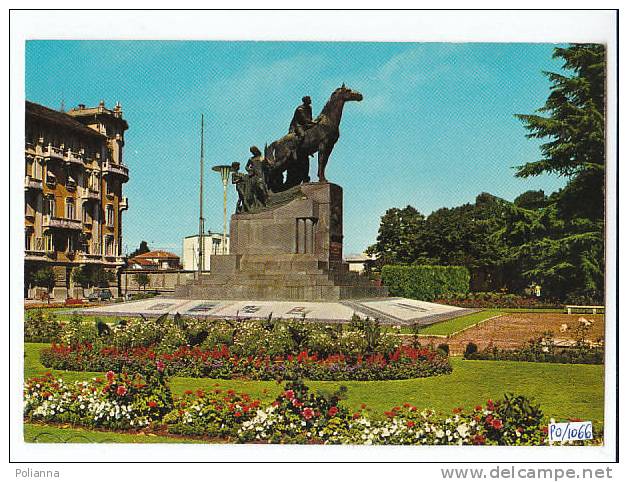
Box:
[212,165,233,255]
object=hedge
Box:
[381,265,470,301]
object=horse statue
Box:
[264,84,363,191]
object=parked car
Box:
[88,289,113,302]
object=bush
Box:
[464,334,604,365]
[435,291,562,309]
[437,343,450,356]
[464,342,478,358]
[381,265,469,301]
[24,310,62,343]
[59,313,98,347]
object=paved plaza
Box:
[73,297,476,326]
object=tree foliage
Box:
[368,44,605,302]
[129,241,150,259]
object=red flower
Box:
[116,385,127,396]
[472,434,486,445]
[491,419,503,430]
[475,405,483,411]
[283,389,295,399]
[541,426,548,434]
[352,413,361,419]
[302,407,314,420]
[406,420,415,428]
[234,411,242,418]
[184,390,193,395]
[148,400,157,408]
[361,403,367,410]
[486,399,495,411]
[453,407,462,414]
[327,406,339,417]
[156,360,165,372]
[291,399,303,408]
[106,370,115,381]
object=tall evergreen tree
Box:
[515,43,605,221]
[511,43,605,301]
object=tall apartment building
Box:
[24,100,129,300]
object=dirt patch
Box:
[419,313,605,356]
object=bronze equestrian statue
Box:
[265,85,363,190]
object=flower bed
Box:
[40,343,452,381]
[53,315,403,359]
[24,370,172,429]
[24,375,599,445]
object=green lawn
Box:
[24,423,203,444]
[415,310,502,336]
[24,342,604,424]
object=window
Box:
[33,159,42,180]
[106,205,114,226]
[82,203,91,224]
[43,231,53,252]
[106,179,116,196]
[45,169,56,186]
[25,230,32,251]
[65,198,75,220]
[105,235,115,256]
[67,234,76,253]
[46,196,56,217]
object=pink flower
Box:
[156,360,165,372]
[116,385,127,396]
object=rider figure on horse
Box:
[289,95,317,141]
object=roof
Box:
[26,101,105,139]
[128,258,158,267]
[133,250,180,260]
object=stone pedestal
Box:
[174,182,387,301]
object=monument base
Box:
[174,253,387,301]
[174,182,387,301]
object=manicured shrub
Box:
[437,343,450,356]
[381,265,470,301]
[464,342,478,358]
[434,291,562,309]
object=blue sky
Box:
[26,41,567,256]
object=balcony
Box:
[43,145,65,162]
[80,187,100,202]
[102,162,129,182]
[43,216,82,231]
[25,237,46,258]
[119,197,129,211]
[65,150,85,167]
[24,175,43,191]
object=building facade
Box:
[24,100,129,300]
[182,233,229,272]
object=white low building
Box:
[182,233,230,271]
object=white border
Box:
[7,9,619,465]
